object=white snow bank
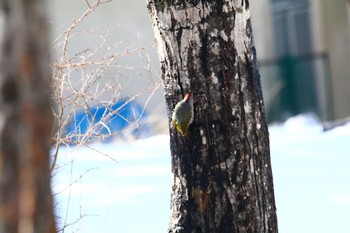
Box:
[53,115,350,233]
[269,115,350,233]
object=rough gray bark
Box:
[0,1,57,233]
[147,0,278,232]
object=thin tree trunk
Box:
[0,1,57,233]
[147,0,278,232]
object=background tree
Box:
[147,0,278,232]
[0,0,57,233]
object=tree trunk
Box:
[0,1,57,233]
[147,0,278,232]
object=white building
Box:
[251,0,350,122]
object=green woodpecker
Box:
[172,92,193,137]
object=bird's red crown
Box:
[184,92,191,102]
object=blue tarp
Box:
[64,100,149,143]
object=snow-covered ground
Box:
[52,115,350,233]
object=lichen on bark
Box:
[147,0,278,232]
